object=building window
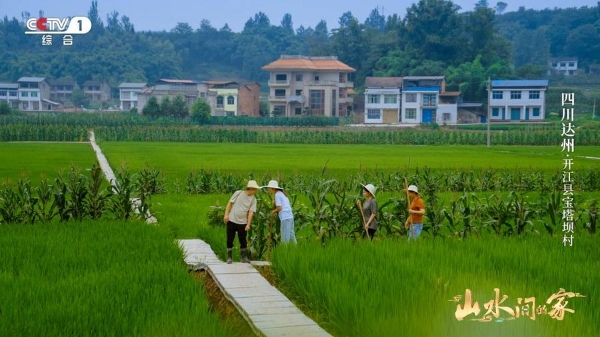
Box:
[216,96,224,108]
[560,62,566,67]
[200,92,206,98]
[492,91,503,99]
[339,88,347,98]
[568,62,575,67]
[309,90,324,115]
[367,109,381,119]
[0,90,6,96]
[510,91,521,99]
[384,95,397,104]
[21,91,28,97]
[443,113,451,121]
[274,89,286,97]
[295,89,302,95]
[9,91,17,97]
[314,75,320,81]
[532,107,540,117]
[339,73,346,83]
[529,91,540,99]
[569,70,575,75]
[367,95,380,104]
[552,62,557,67]
[295,107,302,115]
[405,93,417,102]
[227,96,235,105]
[492,108,500,117]
[423,94,436,106]
[295,74,303,82]
[31,91,38,97]
[406,108,416,119]
[273,105,285,115]
[275,74,287,82]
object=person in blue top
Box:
[266,180,297,244]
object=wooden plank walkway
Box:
[178,239,331,337]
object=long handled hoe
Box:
[405,177,414,240]
[357,200,371,240]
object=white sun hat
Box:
[246,180,260,190]
[407,185,419,194]
[361,183,377,197]
[265,180,283,190]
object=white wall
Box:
[437,104,457,124]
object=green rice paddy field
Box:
[1,142,599,337]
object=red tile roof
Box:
[262,56,355,72]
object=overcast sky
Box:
[1,0,597,32]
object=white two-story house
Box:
[0,82,19,108]
[549,58,578,76]
[488,80,548,121]
[364,76,460,124]
[118,83,146,111]
[17,77,58,111]
[262,55,355,117]
[364,77,402,123]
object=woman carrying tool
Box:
[356,183,378,240]
[405,184,425,241]
[266,180,297,244]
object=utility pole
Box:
[487,77,491,148]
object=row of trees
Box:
[142,95,211,123]
[0,1,599,102]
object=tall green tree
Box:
[160,96,173,116]
[72,89,89,108]
[143,96,160,116]
[171,95,188,117]
[403,0,464,64]
[190,98,211,123]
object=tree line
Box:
[0,0,598,102]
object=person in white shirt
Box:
[266,180,297,244]
[223,180,259,263]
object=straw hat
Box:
[407,185,419,194]
[246,180,260,190]
[265,180,283,190]
[361,184,377,197]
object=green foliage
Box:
[270,237,600,336]
[159,96,172,115]
[142,96,160,116]
[170,94,188,117]
[0,165,166,224]
[0,102,11,115]
[190,98,211,124]
[71,88,89,108]
[5,2,596,91]
[0,221,241,337]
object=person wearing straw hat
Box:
[223,180,260,264]
[356,183,378,240]
[266,180,297,244]
[405,184,425,240]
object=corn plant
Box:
[109,166,135,220]
[36,179,56,222]
[15,179,39,224]
[0,183,20,224]
[66,167,89,221]
[85,164,112,220]
[52,175,70,222]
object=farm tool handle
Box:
[357,200,370,239]
[405,178,414,239]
